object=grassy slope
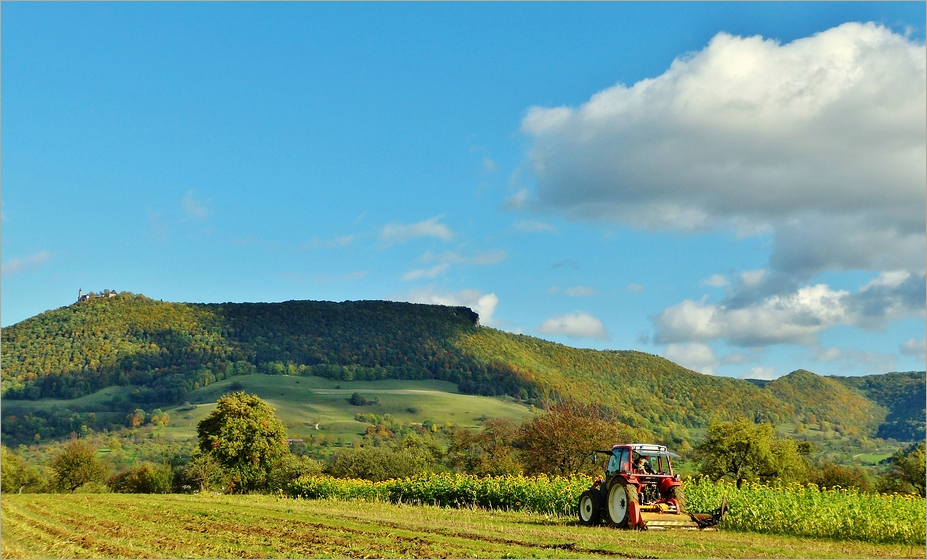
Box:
[3,494,922,559]
[160,374,534,442]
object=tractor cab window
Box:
[607,448,631,475]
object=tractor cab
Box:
[606,444,678,478]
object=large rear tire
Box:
[577,490,601,526]
[665,484,686,512]
[607,482,638,528]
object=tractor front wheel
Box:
[665,484,686,512]
[607,482,638,528]
[577,490,601,526]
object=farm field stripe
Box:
[3,500,152,559]
[1,502,94,559]
[3,494,923,559]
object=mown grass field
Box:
[2,493,924,559]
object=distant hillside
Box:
[765,369,885,436]
[2,292,923,444]
[833,371,926,441]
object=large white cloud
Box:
[663,342,718,375]
[654,271,926,347]
[521,22,926,278]
[538,311,609,340]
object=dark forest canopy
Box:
[2,292,923,443]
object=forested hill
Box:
[2,292,923,442]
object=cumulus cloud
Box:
[901,337,927,362]
[809,345,896,373]
[380,217,453,245]
[538,311,608,340]
[654,272,926,347]
[181,190,210,219]
[2,250,51,276]
[405,287,500,325]
[663,342,718,375]
[743,366,777,380]
[521,23,926,279]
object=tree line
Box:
[3,393,923,499]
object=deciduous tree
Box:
[447,418,521,476]
[196,392,288,492]
[517,401,642,477]
[694,417,806,488]
[50,439,108,492]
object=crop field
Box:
[2,493,924,559]
[284,474,926,547]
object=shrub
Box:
[108,462,173,493]
[267,454,324,492]
[326,446,426,482]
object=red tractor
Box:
[577,443,725,530]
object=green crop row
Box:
[684,476,925,546]
[286,473,926,546]
[286,473,592,515]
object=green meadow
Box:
[161,375,535,442]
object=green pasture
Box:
[160,374,535,442]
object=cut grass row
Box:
[3,493,924,559]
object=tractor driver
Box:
[633,455,655,474]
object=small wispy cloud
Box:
[701,274,729,288]
[419,249,507,266]
[402,264,450,281]
[482,157,497,173]
[301,235,358,250]
[626,284,644,292]
[314,270,370,283]
[503,188,529,211]
[380,216,453,245]
[181,190,210,219]
[2,250,51,276]
[566,286,597,297]
[513,220,557,233]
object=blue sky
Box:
[3,2,925,380]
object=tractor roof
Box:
[613,443,667,453]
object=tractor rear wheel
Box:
[607,482,639,528]
[577,490,601,526]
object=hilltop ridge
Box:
[2,292,923,445]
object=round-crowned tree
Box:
[196,392,289,492]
